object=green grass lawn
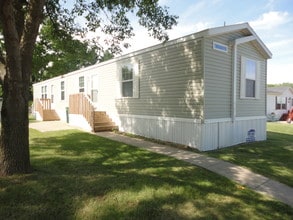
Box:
[0,128,292,219]
[205,122,293,187]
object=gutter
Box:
[232,35,256,122]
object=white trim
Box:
[118,114,266,124]
[235,116,267,121]
[204,118,232,123]
[204,116,266,123]
[118,114,202,123]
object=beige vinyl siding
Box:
[203,34,234,119]
[115,39,204,119]
[236,42,267,117]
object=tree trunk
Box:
[0,74,31,175]
[0,0,45,175]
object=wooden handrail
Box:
[34,99,44,119]
[69,93,95,128]
[40,98,51,110]
[34,98,52,118]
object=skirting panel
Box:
[116,114,203,150]
[201,117,266,151]
[116,114,267,151]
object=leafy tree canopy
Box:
[45,0,178,53]
[32,20,100,83]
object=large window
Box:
[241,57,260,99]
[122,66,133,97]
[275,97,287,110]
[79,76,85,92]
[61,81,65,100]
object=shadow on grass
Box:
[0,130,292,219]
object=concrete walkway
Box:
[29,121,293,207]
[29,121,79,132]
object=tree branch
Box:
[20,0,45,83]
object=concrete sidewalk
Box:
[29,121,293,207]
[29,121,80,132]
[95,131,293,208]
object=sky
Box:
[120,0,293,84]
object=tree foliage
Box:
[32,20,99,83]
[0,0,178,175]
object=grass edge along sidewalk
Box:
[96,131,293,208]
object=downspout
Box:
[231,35,256,122]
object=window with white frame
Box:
[240,57,260,99]
[275,97,287,110]
[213,41,228,53]
[122,65,134,97]
[41,86,47,99]
[79,76,84,92]
[61,81,65,100]
[51,85,54,103]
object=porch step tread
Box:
[94,122,116,126]
[94,125,118,132]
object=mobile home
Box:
[33,23,272,151]
[267,86,293,120]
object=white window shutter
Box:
[240,56,246,99]
[255,61,261,99]
[133,62,140,98]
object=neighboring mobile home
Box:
[267,86,293,120]
[33,23,272,151]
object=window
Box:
[213,41,228,53]
[240,57,260,99]
[51,85,54,103]
[122,66,133,97]
[41,86,47,99]
[61,81,65,100]
[79,76,84,92]
[275,97,287,110]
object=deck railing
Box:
[40,98,51,110]
[34,99,44,119]
[69,93,95,128]
[34,98,52,118]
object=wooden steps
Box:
[93,111,118,132]
[42,109,60,121]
